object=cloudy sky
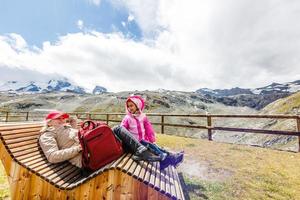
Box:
[0,0,300,92]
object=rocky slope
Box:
[210,92,300,151]
[197,80,300,109]
[0,90,298,151]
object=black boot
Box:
[169,151,184,167]
[132,149,162,162]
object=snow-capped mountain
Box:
[196,80,300,110]
[196,87,253,97]
[92,86,107,94]
[252,80,300,95]
[45,79,86,93]
[197,80,300,97]
[0,79,86,94]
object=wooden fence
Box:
[1,111,300,151]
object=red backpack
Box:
[78,120,123,171]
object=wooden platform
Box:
[0,123,185,200]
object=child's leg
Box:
[141,141,185,169]
[112,126,161,162]
[112,126,146,153]
[141,140,169,154]
[140,140,168,160]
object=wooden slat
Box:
[13,147,41,157]
[165,167,174,198]
[170,166,182,199]
[147,162,158,188]
[45,165,75,182]
[6,139,38,149]
[142,162,152,184]
[32,161,57,173]
[109,153,128,169]
[38,162,70,178]
[0,127,41,136]
[160,169,168,195]
[116,154,132,170]
[124,158,138,175]
[0,124,42,131]
[2,129,40,139]
[120,155,136,174]
[51,166,79,185]
[153,162,162,191]
[132,161,144,180]
[173,169,185,200]
[18,153,44,163]
[61,171,84,189]
[15,150,41,161]
[10,143,39,153]
[136,161,148,181]
[22,156,46,169]
[24,157,48,168]
[5,135,39,145]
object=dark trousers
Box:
[140,140,167,157]
[112,125,145,154]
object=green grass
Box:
[0,164,9,199]
[182,175,231,200]
[263,92,300,114]
[157,134,300,200]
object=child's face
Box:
[127,101,138,114]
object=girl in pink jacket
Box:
[121,95,184,170]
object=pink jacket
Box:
[121,95,156,143]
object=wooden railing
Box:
[71,112,300,152]
[1,111,300,151]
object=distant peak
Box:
[93,85,107,94]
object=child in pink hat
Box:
[121,95,184,170]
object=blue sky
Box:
[0,0,300,92]
[0,0,142,47]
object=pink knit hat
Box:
[126,95,145,111]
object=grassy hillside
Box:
[252,92,300,151]
[262,91,300,114]
[1,134,299,199]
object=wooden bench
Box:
[0,123,185,200]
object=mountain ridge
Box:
[0,79,107,94]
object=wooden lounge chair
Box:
[0,123,185,200]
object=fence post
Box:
[5,112,9,122]
[26,112,29,121]
[86,112,91,120]
[106,114,109,125]
[207,113,212,141]
[161,115,165,134]
[297,116,300,152]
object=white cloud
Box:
[121,21,126,27]
[111,0,162,37]
[0,32,187,92]
[128,14,134,22]
[77,20,84,30]
[1,0,300,92]
[87,0,101,6]
[112,0,300,89]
